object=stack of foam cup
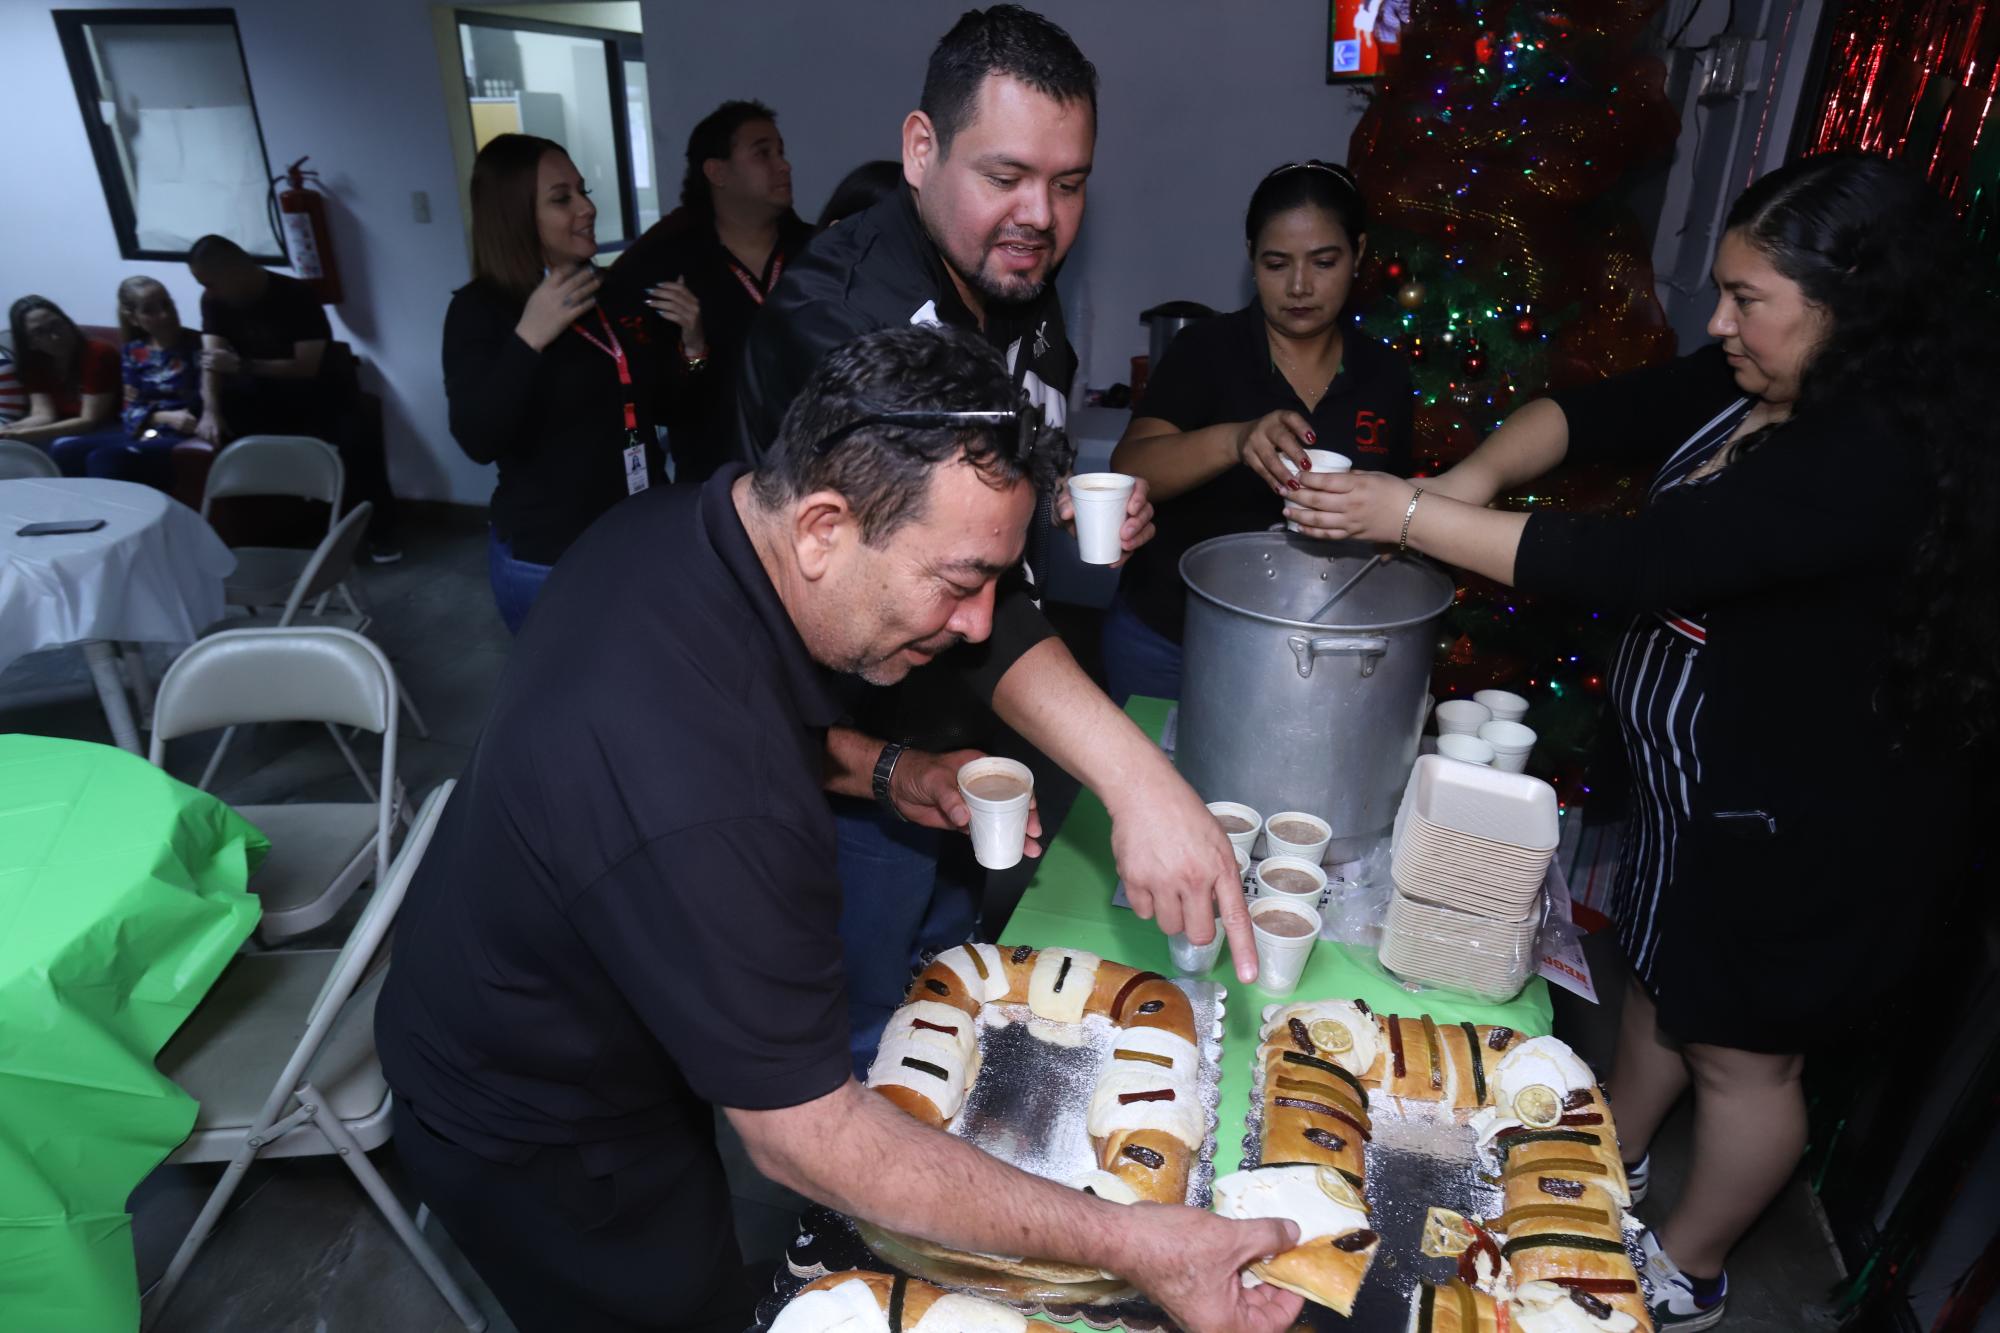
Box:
[957,757,1034,870]
[1067,472,1136,565]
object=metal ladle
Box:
[1304,554,1388,625]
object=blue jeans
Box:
[833,796,976,1077]
[50,429,182,486]
[1100,593,1184,704]
[487,526,554,635]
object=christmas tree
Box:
[1347,0,1682,803]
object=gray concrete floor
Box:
[3,504,1845,1330]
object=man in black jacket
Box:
[737,6,1257,1065]
[613,100,817,482]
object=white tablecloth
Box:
[0,479,236,672]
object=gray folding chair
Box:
[150,627,399,943]
[142,781,486,1332]
[0,440,60,479]
[191,501,430,795]
[200,435,355,612]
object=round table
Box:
[0,478,236,751]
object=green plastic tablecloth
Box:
[997,696,1554,1187]
[0,735,266,1332]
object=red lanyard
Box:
[726,251,783,306]
[569,307,637,430]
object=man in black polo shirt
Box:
[189,234,401,558]
[611,99,816,483]
[737,5,1257,1071]
[375,327,1301,1333]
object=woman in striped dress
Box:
[1291,153,1998,1330]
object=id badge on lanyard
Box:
[572,307,648,494]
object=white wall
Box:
[2,0,1367,504]
[641,0,1367,393]
[0,0,490,503]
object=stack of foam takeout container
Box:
[1379,755,1559,999]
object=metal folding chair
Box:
[142,781,485,1330]
[0,439,60,479]
[150,627,400,943]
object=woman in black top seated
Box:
[444,133,700,633]
[1302,153,1997,1329]
[1104,160,1413,701]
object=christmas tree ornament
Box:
[1396,280,1428,310]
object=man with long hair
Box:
[611,100,815,482]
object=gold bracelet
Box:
[1399,486,1425,553]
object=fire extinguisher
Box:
[272,156,343,305]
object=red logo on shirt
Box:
[1354,409,1387,453]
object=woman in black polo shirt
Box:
[1105,161,1412,701]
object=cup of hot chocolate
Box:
[1250,899,1321,995]
[1255,855,1329,910]
[1206,801,1263,858]
[1262,810,1332,865]
[1067,472,1138,565]
[957,757,1035,869]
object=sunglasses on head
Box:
[808,399,1050,462]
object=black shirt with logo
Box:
[375,466,851,1287]
[735,186,1068,750]
[1118,303,1416,642]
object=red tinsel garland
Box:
[1807,0,2000,206]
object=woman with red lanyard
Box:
[444,133,708,633]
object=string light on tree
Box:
[1348,0,1680,803]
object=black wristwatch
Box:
[872,740,913,821]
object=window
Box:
[456,13,655,248]
[54,9,285,261]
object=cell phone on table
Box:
[16,518,107,536]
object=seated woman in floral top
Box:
[48,277,205,484]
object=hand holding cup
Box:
[1058,473,1153,567]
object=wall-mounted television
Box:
[1328,0,1409,82]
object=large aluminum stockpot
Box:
[1176,533,1456,862]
